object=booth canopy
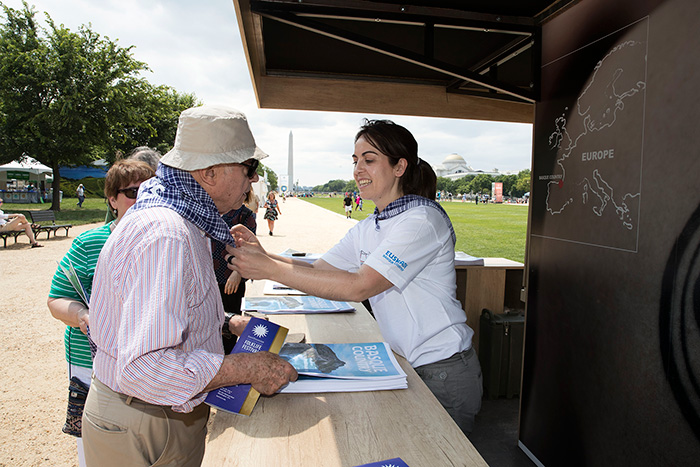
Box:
[232,0,578,123]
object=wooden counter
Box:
[202,306,487,467]
[454,258,525,354]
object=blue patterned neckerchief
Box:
[129,164,234,245]
[371,194,456,244]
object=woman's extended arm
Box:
[227,225,392,302]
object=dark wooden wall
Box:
[521,0,700,464]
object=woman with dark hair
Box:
[228,119,482,435]
[47,159,154,465]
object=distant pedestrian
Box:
[76,184,85,207]
[264,191,281,236]
[343,192,353,218]
[245,190,260,220]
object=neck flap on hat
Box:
[130,164,234,245]
[371,194,456,244]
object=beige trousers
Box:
[82,376,210,467]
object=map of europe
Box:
[534,19,648,251]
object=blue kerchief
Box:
[130,164,234,245]
[371,194,456,244]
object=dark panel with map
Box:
[520,0,700,465]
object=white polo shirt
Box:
[322,205,473,367]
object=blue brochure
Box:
[204,317,288,416]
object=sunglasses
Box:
[117,187,140,199]
[239,159,259,178]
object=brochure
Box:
[279,248,322,264]
[262,280,306,296]
[242,296,355,314]
[454,251,485,266]
[354,458,410,467]
[278,342,408,393]
[57,260,89,306]
[205,317,288,416]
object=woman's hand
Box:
[227,239,278,282]
[224,271,242,295]
[47,297,90,334]
[77,309,90,335]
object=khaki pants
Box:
[83,376,210,467]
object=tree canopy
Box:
[0,1,197,209]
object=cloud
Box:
[4,0,533,186]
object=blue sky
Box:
[4,0,533,186]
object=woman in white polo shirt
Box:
[229,119,482,434]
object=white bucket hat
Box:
[160,105,268,171]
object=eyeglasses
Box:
[239,159,259,178]
[117,187,140,199]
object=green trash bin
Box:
[479,308,525,399]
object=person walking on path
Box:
[228,119,482,436]
[76,184,85,207]
[0,197,42,248]
[245,190,260,220]
[263,191,281,236]
[343,192,353,218]
[83,105,296,467]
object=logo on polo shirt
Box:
[383,249,407,271]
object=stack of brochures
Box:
[278,342,408,393]
[242,296,355,314]
[454,251,485,266]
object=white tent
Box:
[0,157,53,175]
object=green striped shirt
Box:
[49,223,113,369]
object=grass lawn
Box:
[2,198,109,226]
[301,196,528,263]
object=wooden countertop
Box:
[202,306,487,467]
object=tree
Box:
[0,2,168,210]
[470,174,494,194]
[513,169,531,197]
[343,179,357,193]
[107,85,199,161]
[262,164,278,191]
[436,176,451,192]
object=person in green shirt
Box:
[47,159,154,465]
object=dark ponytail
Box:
[355,119,437,200]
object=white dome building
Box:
[432,153,500,180]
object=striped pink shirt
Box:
[91,207,224,412]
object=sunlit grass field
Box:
[3,198,109,226]
[301,196,528,262]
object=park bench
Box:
[29,210,72,240]
[0,229,27,247]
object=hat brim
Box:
[160,146,268,171]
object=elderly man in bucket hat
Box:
[83,105,297,467]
